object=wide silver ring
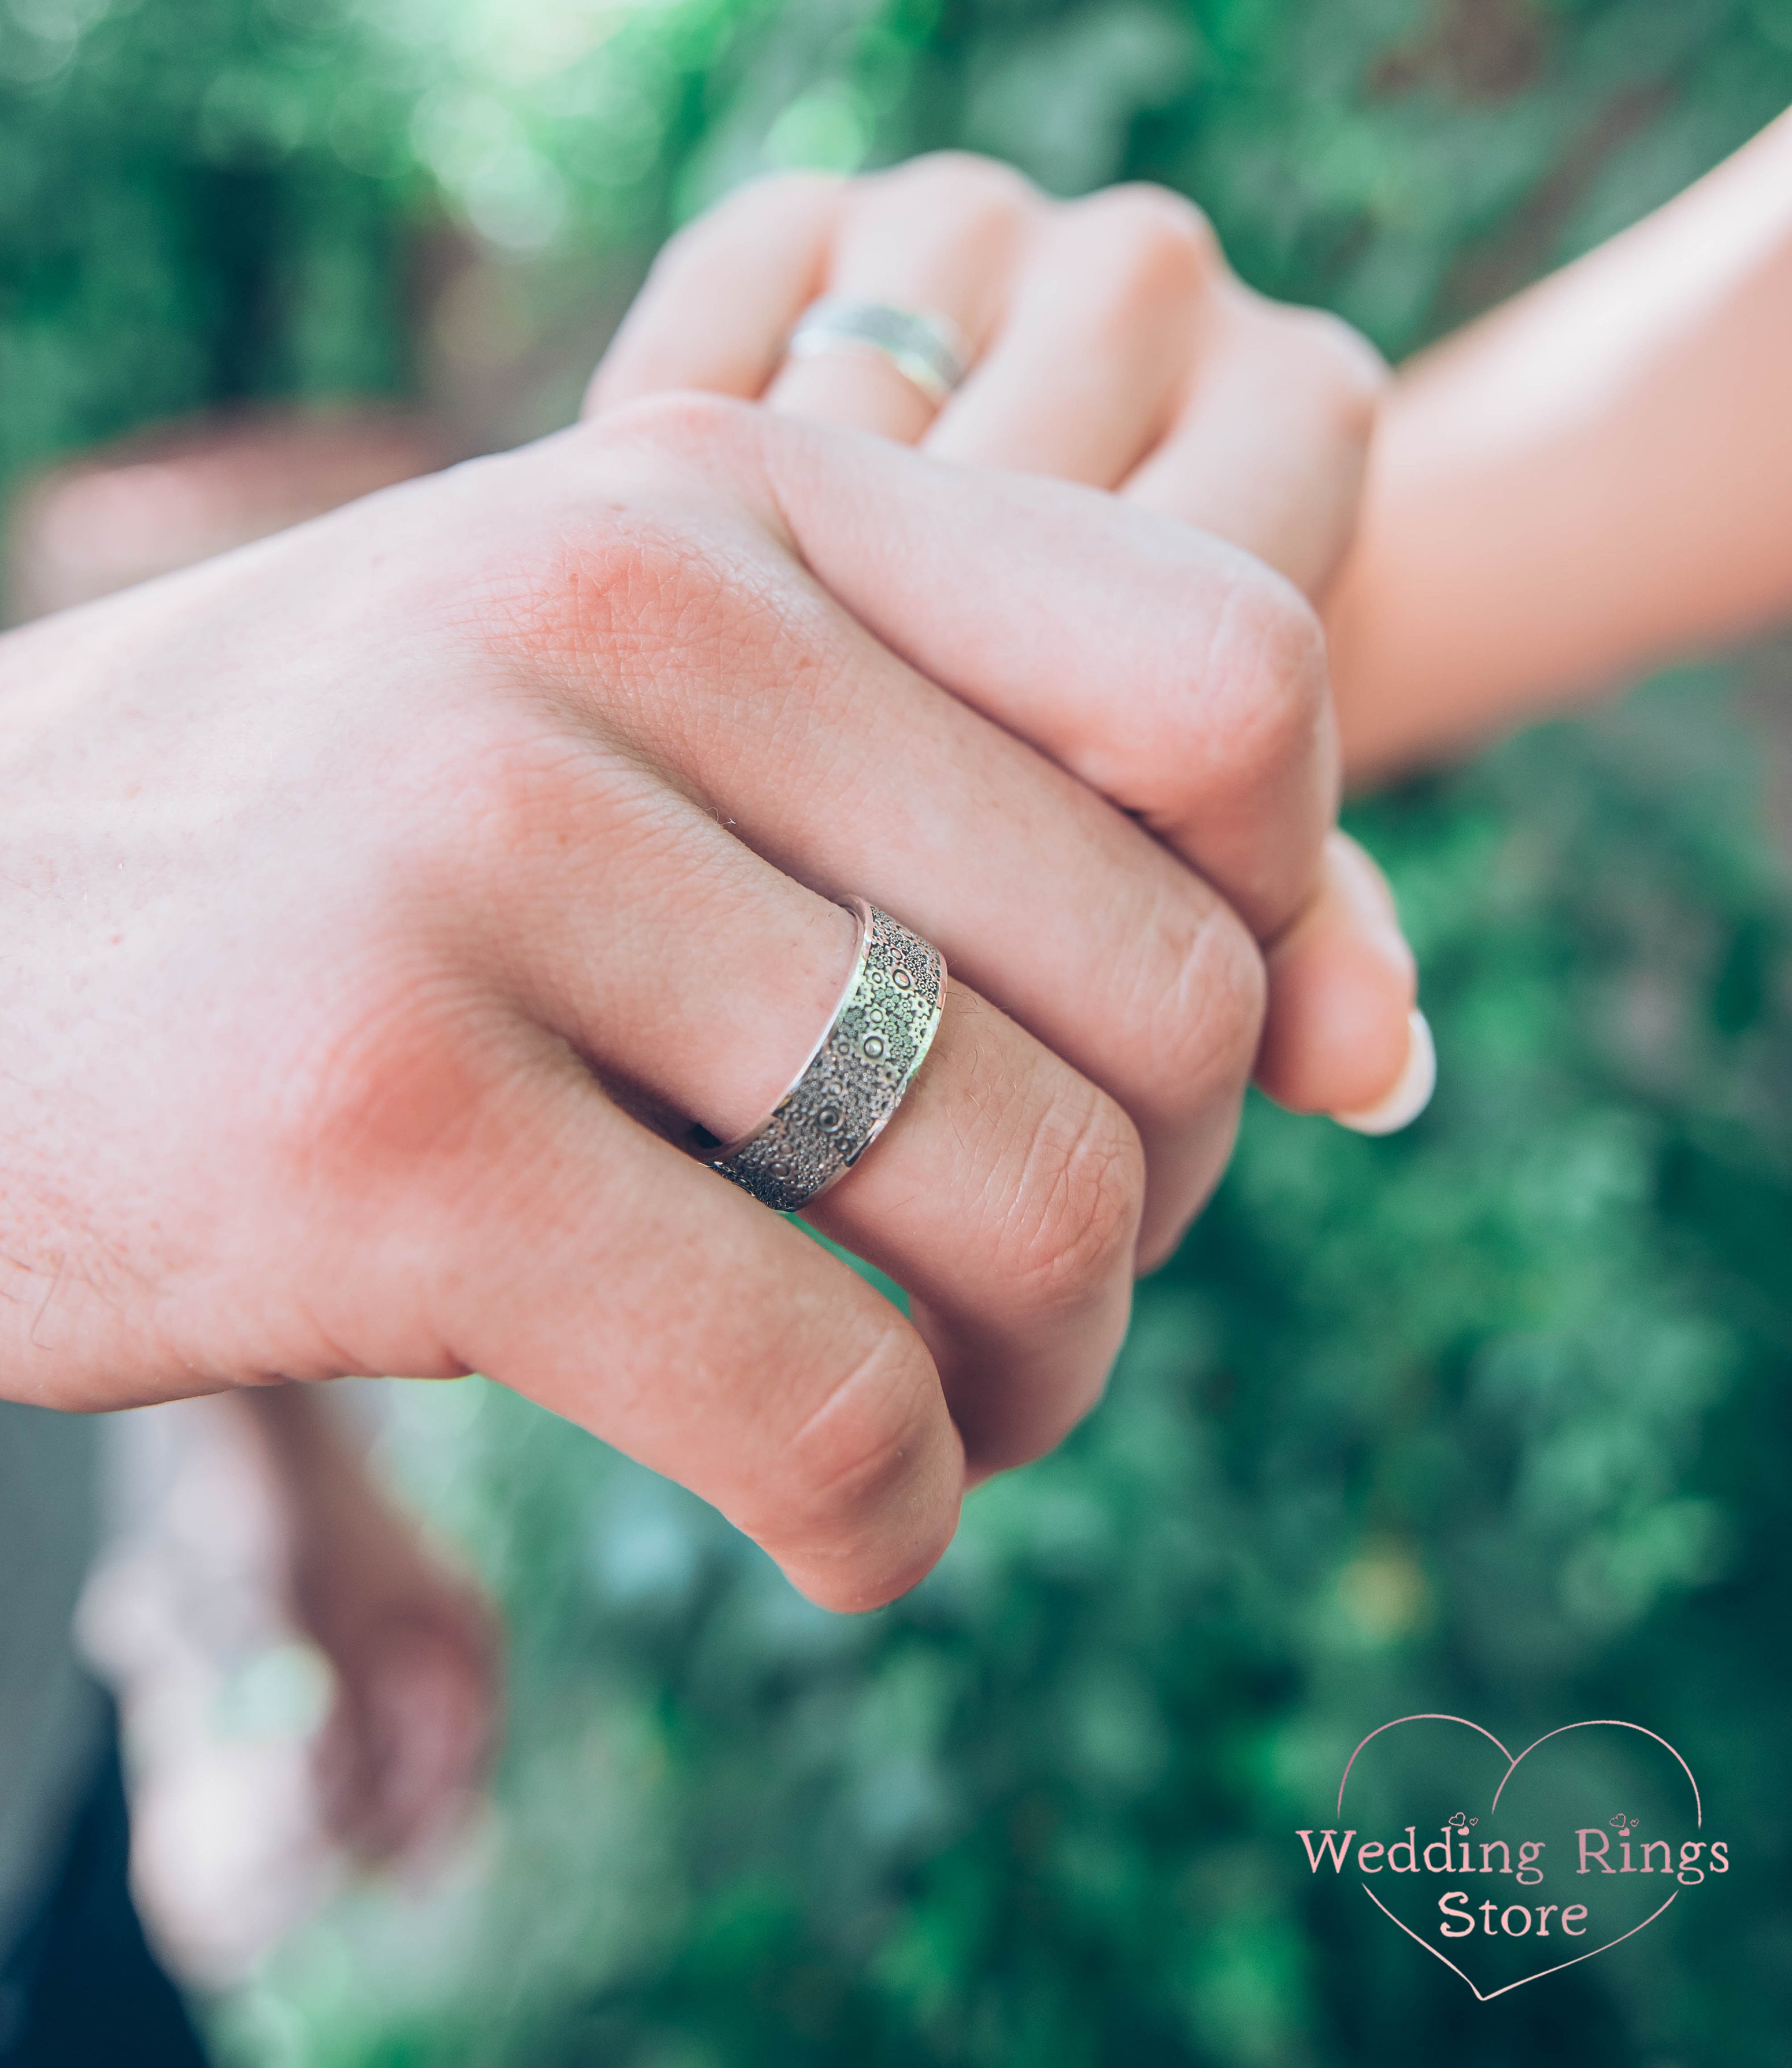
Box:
[700,898,946,1212]
[784,297,971,408]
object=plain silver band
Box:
[701,898,947,1212]
[784,298,971,408]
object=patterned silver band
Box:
[704,898,947,1212]
[785,297,971,407]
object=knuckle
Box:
[1102,885,1267,1123]
[1161,901,1268,1109]
[583,385,760,471]
[1003,1078,1145,1309]
[654,172,839,276]
[873,150,1036,235]
[726,167,845,220]
[1285,306,1390,438]
[1079,184,1220,295]
[645,208,725,282]
[459,725,614,870]
[768,1330,953,1597]
[474,479,747,683]
[282,971,516,1207]
[1197,567,1329,795]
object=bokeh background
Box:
[6,1,1792,2062]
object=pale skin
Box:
[24,116,1769,1847]
[9,423,500,1867]
[1,395,1409,1611]
[30,101,1757,1645]
[1327,103,1792,778]
[603,110,1792,809]
[590,154,1429,1123]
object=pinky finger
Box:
[586,175,845,415]
[432,1036,964,1613]
[1254,831,1432,1130]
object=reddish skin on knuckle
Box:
[449,727,610,878]
[473,506,768,722]
[279,975,527,1219]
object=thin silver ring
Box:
[699,898,946,1212]
[784,297,971,408]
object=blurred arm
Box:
[225,1386,499,1864]
[1326,105,1792,784]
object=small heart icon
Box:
[1308,1714,1713,2001]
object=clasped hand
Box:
[1,167,1417,1610]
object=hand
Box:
[235,1386,499,1866]
[1,395,1378,1606]
[589,155,1427,1127]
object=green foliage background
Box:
[6,1,1792,2062]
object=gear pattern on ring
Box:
[711,906,946,1211]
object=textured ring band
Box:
[702,898,947,1212]
[785,297,971,408]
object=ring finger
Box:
[473,756,1143,1476]
[591,164,1229,501]
[764,154,1031,439]
[593,158,1035,440]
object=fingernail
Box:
[1331,1009,1436,1136]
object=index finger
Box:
[758,411,1337,946]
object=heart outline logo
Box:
[1336,1714,1702,2002]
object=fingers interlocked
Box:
[0,368,1383,1615]
[403,397,1316,1595]
[588,154,1426,1137]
